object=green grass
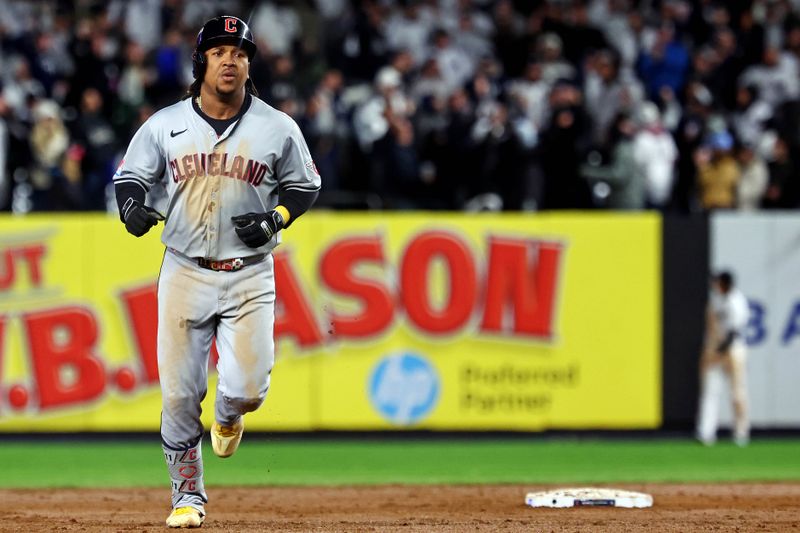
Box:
[0,438,798,488]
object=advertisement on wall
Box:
[712,212,800,427]
[0,213,661,431]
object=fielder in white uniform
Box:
[696,271,750,447]
[114,16,320,528]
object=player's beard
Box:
[211,75,246,102]
[214,83,244,98]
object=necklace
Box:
[196,95,203,111]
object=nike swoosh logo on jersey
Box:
[170,128,188,138]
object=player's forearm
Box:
[278,188,319,228]
[115,181,147,223]
[716,331,738,354]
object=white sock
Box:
[696,366,725,443]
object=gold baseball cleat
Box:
[166,506,204,528]
[211,418,244,458]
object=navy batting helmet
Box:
[192,15,257,79]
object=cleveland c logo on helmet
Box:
[192,15,257,79]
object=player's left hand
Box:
[231,210,285,248]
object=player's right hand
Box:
[122,198,165,237]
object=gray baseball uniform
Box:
[115,94,320,511]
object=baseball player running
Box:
[696,271,751,447]
[114,16,320,528]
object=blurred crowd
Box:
[1,0,800,212]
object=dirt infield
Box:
[0,483,798,532]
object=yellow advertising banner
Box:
[0,213,661,431]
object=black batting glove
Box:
[231,210,285,248]
[122,198,164,237]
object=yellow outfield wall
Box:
[0,212,661,431]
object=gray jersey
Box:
[114,97,321,259]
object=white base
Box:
[525,487,653,508]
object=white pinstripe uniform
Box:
[697,285,750,446]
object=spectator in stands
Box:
[735,4,765,69]
[29,29,75,94]
[560,0,608,66]
[632,101,677,210]
[687,45,720,99]
[66,17,117,111]
[250,0,302,58]
[386,1,432,66]
[302,69,346,193]
[536,32,576,84]
[581,112,644,209]
[108,0,163,53]
[0,85,34,213]
[506,58,550,132]
[583,48,643,147]
[736,141,769,211]
[314,0,349,23]
[452,5,494,63]
[0,93,8,211]
[117,41,153,110]
[2,57,46,118]
[784,23,800,66]
[328,1,389,82]
[353,66,418,207]
[491,0,527,78]
[709,27,741,110]
[763,134,799,208]
[538,80,591,209]
[762,0,789,54]
[262,54,300,112]
[74,87,116,210]
[470,94,536,211]
[731,85,772,148]
[430,28,475,91]
[588,0,641,71]
[151,27,186,106]
[636,21,690,102]
[3,0,800,213]
[388,49,416,86]
[437,88,478,208]
[739,45,800,112]
[410,57,449,104]
[671,82,712,212]
[28,99,81,210]
[695,130,740,210]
